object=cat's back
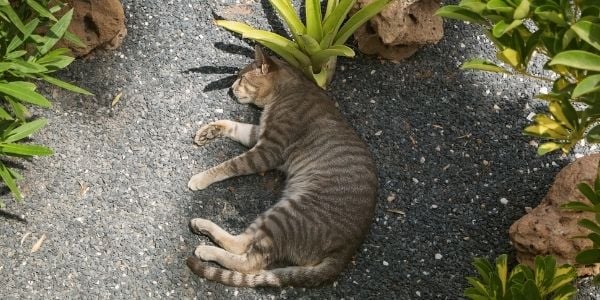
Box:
[267,86,378,211]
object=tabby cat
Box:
[186,46,378,287]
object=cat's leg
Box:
[190,218,252,254]
[195,120,259,148]
[188,144,282,190]
[194,245,265,273]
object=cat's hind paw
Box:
[194,123,224,146]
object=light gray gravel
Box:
[0,0,598,299]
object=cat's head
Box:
[232,46,281,107]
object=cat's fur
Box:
[186,46,378,287]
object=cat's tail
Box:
[186,256,343,287]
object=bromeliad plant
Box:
[0,0,91,206]
[435,0,600,155]
[562,162,600,281]
[465,254,577,300]
[215,0,391,89]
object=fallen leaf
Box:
[386,209,405,215]
[111,91,123,107]
[79,181,89,197]
[20,232,31,247]
[31,234,46,253]
[386,192,396,203]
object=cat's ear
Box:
[254,45,275,75]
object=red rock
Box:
[509,154,600,276]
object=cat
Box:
[186,46,378,287]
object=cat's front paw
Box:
[189,218,212,236]
[194,123,224,146]
[188,172,213,191]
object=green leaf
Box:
[578,182,599,203]
[579,218,600,234]
[305,0,322,40]
[472,257,494,283]
[487,0,514,14]
[496,254,508,295]
[0,107,13,120]
[534,6,567,25]
[0,4,27,34]
[492,19,523,38]
[215,20,311,67]
[536,142,564,155]
[7,18,40,53]
[4,118,47,143]
[588,233,600,247]
[576,248,600,264]
[6,97,29,121]
[334,0,391,45]
[588,124,600,143]
[513,0,530,19]
[0,82,51,108]
[312,44,354,67]
[523,279,542,300]
[323,0,357,37]
[63,31,86,48]
[26,0,58,21]
[298,34,322,55]
[466,276,491,297]
[0,143,53,156]
[37,9,74,55]
[497,48,520,68]
[570,21,600,52]
[0,81,52,107]
[561,201,596,212]
[39,74,93,95]
[434,5,487,24]
[36,48,75,69]
[256,40,301,68]
[324,0,338,19]
[548,50,600,71]
[5,50,28,59]
[9,60,48,74]
[459,0,487,14]
[461,59,510,73]
[268,0,306,40]
[0,162,21,201]
[573,74,600,98]
[320,30,336,49]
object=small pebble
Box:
[383,261,389,266]
[500,198,508,205]
[435,253,443,260]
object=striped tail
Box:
[186,256,343,287]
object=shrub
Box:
[215,0,391,89]
[436,0,600,155]
[0,0,91,206]
[562,162,600,281]
[465,254,577,299]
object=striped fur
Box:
[187,46,378,287]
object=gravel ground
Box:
[0,0,598,299]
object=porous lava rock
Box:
[509,154,600,276]
[353,0,443,62]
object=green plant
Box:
[0,0,91,206]
[435,0,600,155]
[465,254,577,300]
[562,162,600,280]
[215,0,391,89]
